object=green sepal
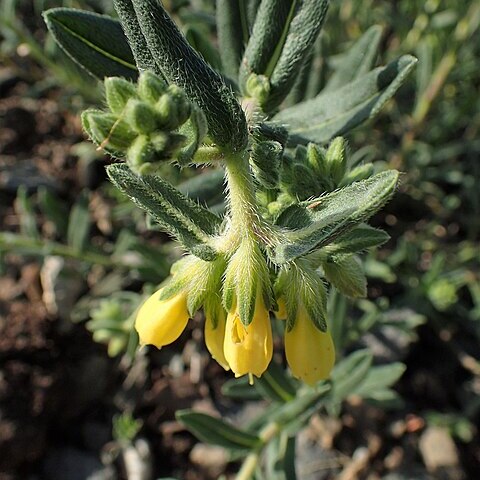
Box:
[338,163,374,187]
[291,163,319,200]
[322,255,367,298]
[250,140,282,189]
[188,259,225,317]
[273,55,418,145]
[105,77,137,115]
[112,0,160,73]
[177,107,208,165]
[325,137,347,185]
[266,0,330,111]
[306,143,329,184]
[124,98,158,134]
[176,410,262,452]
[283,262,327,332]
[324,25,383,92]
[43,8,137,80]
[127,134,156,172]
[106,164,220,261]
[81,109,137,155]
[323,225,390,256]
[130,0,248,153]
[137,70,168,103]
[271,170,399,264]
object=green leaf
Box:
[265,434,297,480]
[322,255,367,298]
[38,187,69,238]
[178,169,225,206]
[272,170,399,264]
[15,186,39,240]
[324,25,383,92]
[221,377,263,401]
[239,0,294,91]
[185,25,222,73]
[106,164,220,261]
[266,0,330,110]
[352,363,406,397]
[216,0,246,80]
[67,190,91,252]
[43,8,137,80]
[273,55,417,145]
[328,350,373,405]
[112,0,160,73]
[130,0,248,153]
[176,410,262,451]
[268,385,331,436]
[255,362,297,403]
[323,225,390,256]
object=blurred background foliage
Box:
[0,0,479,479]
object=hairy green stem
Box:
[224,154,259,243]
[235,422,281,480]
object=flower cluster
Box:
[82,71,205,174]
[135,248,335,386]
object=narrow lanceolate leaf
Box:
[43,8,137,80]
[266,0,330,110]
[176,410,261,451]
[178,169,225,206]
[328,349,373,404]
[272,170,399,264]
[352,363,406,398]
[239,0,294,91]
[323,225,390,256]
[268,384,331,436]
[255,361,297,403]
[324,25,383,92]
[216,0,245,80]
[113,0,159,73]
[131,0,248,153]
[273,55,418,145]
[107,164,220,261]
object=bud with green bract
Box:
[82,70,202,175]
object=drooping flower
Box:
[223,297,273,379]
[285,305,335,386]
[204,299,230,370]
[135,288,189,348]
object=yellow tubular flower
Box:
[285,306,335,386]
[204,304,230,370]
[135,288,189,348]
[224,297,273,378]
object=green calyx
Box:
[82,70,205,174]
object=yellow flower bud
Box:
[224,297,273,378]
[204,305,230,371]
[285,306,335,386]
[135,288,189,348]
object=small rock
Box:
[190,444,228,478]
[419,427,463,479]
[41,256,86,330]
